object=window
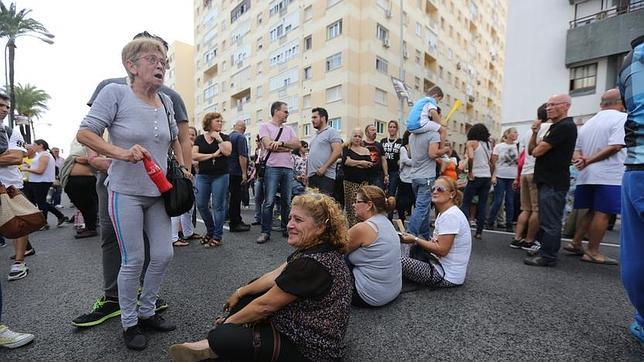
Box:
[304,123,312,136]
[328,0,342,7]
[414,76,420,90]
[375,120,385,134]
[256,109,263,122]
[256,37,263,51]
[304,35,312,50]
[569,63,597,94]
[326,52,342,71]
[375,88,387,105]
[416,22,422,36]
[415,50,421,64]
[231,0,250,24]
[257,61,262,75]
[326,85,342,103]
[269,41,299,66]
[303,66,313,80]
[376,24,389,42]
[256,85,263,98]
[329,117,342,130]
[303,94,311,108]
[304,5,312,21]
[327,19,343,40]
[376,56,388,73]
[269,0,293,17]
[257,13,263,25]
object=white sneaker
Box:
[0,324,34,348]
[8,262,28,281]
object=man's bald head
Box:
[600,88,624,111]
[233,120,246,132]
[546,94,571,122]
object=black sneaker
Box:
[123,325,147,351]
[509,238,524,249]
[155,297,168,312]
[138,314,176,332]
[72,297,121,327]
[57,216,69,227]
[10,245,35,260]
[524,255,556,267]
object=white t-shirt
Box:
[0,124,26,189]
[521,123,551,176]
[493,142,519,179]
[29,151,56,183]
[432,205,472,285]
[574,109,627,185]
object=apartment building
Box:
[502,0,643,137]
[167,41,196,124]
[193,0,507,154]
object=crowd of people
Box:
[0,31,642,356]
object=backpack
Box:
[406,97,437,131]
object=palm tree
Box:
[2,83,49,142]
[0,1,54,128]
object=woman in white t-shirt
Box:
[486,127,519,231]
[400,176,472,287]
[22,139,68,226]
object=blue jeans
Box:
[486,177,515,227]
[369,171,385,190]
[621,170,644,329]
[407,177,435,240]
[196,174,230,240]
[536,184,566,261]
[261,167,293,236]
[461,177,492,235]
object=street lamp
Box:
[4,31,55,128]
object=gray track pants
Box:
[107,189,173,328]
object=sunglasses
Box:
[431,185,449,193]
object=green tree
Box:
[11,82,49,118]
[0,1,53,127]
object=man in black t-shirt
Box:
[524,94,577,267]
[364,124,388,190]
[380,120,402,199]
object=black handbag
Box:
[256,127,283,179]
[159,94,195,217]
[409,243,445,286]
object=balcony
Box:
[566,1,644,65]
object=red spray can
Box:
[143,156,173,193]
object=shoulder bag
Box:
[256,127,283,179]
[159,94,195,217]
[0,183,46,238]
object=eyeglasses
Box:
[136,55,169,70]
[354,200,369,204]
[431,185,449,193]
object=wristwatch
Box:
[414,236,419,243]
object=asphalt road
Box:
[1,208,642,361]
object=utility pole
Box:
[399,0,404,124]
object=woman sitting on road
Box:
[400,176,472,288]
[346,185,402,307]
[342,127,373,227]
[169,192,352,362]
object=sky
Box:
[0,0,194,155]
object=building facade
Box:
[193,0,507,154]
[502,0,643,138]
[167,41,196,124]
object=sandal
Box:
[184,233,202,240]
[172,239,189,247]
[204,239,222,248]
[563,243,584,256]
[200,235,212,245]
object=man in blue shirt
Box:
[228,120,250,232]
[618,34,644,344]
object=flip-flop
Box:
[172,240,189,247]
[580,253,618,265]
[563,243,584,256]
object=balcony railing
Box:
[569,0,643,28]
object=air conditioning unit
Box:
[385,9,392,18]
[403,50,409,58]
[468,95,475,103]
[383,39,390,48]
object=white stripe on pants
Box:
[108,191,173,329]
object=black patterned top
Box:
[272,243,352,361]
